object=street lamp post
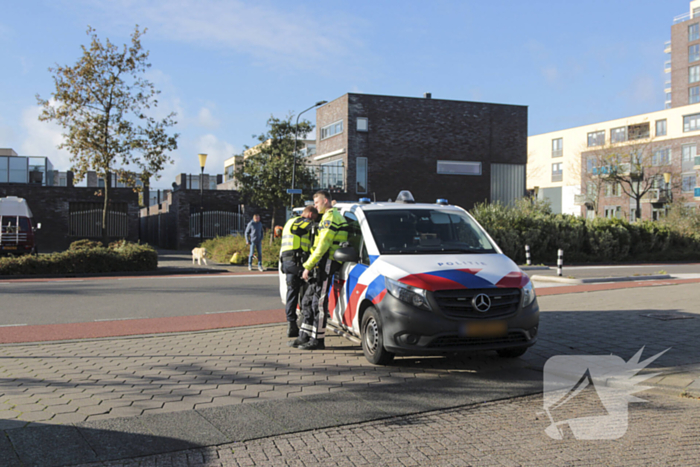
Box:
[663,172,672,203]
[198,153,207,240]
[290,100,328,210]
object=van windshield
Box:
[0,216,30,233]
[363,209,496,255]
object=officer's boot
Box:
[288,334,309,348]
[298,339,325,351]
[287,321,299,338]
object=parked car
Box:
[0,196,41,256]
[280,191,539,365]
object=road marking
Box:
[205,309,252,314]
[94,317,143,322]
[0,324,27,327]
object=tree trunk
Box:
[269,206,276,245]
[102,176,110,246]
[635,196,641,222]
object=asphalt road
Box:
[0,273,281,326]
[526,262,700,279]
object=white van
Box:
[280,191,539,365]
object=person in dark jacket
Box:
[245,214,264,271]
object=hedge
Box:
[470,199,700,264]
[201,232,281,269]
[0,240,158,276]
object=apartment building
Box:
[528,105,700,219]
[668,0,700,108]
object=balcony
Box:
[665,80,672,93]
[574,194,594,206]
[665,41,672,54]
[647,188,671,204]
[665,61,672,73]
[674,12,691,24]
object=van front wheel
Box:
[361,307,394,365]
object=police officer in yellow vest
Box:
[289,190,348,351]
[279,205,318,338]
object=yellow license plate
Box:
[2,246,17,250]
[465,321,507,337]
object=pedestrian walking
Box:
[279,206,319,337]
[289,190,348,351]
[245,214,264,271]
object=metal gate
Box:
[69,203,128,237]
[189,210,245,238]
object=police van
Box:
[280,191,539,365]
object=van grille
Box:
[433,288,520,319]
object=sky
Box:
[0,0,692,188]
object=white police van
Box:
[281,191,539,365]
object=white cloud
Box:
[196,107,220,129]
[19,105,73,169]
[542,66,560,84]
[87,0,364,71]
[155,133,236,188]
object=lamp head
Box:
[663,172,671,184]
[198,153,208,169]
[315,100,328,106]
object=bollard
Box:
[525,245,531,266]
[557,249,563,277]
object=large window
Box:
[586,156,596,173]
[656,119,667,136]
[652,148,671,166]
[684,113,700,131]
[587,130,605,147]
[691,66,700,84]
[320,120,343,140]
[356,117,368,132]
[436,160,482,175]
[551,162,563,182]
[551,138,563,158]
[682,174,697,192]
[683,144,697,162]
[691,86,700,104]
[319,160,344,190]
[691,23,700,42]
[691,44,700,62]
[356,157,367,194]
[611,127,627,143]
[8,157,27,184]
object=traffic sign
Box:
[286,188,302,194]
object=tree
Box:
[583,136,681,221]
[234,116,317,239]
[37,25,178,242]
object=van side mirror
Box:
[334,246,359,263]
[36,223,42,230]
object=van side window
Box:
[344,212,368,265]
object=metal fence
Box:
[189,210,246,238]
[69,209,128,237]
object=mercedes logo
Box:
[472,293,492,313]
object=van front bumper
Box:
[377,293,539,356]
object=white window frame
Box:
[682,173,697,192]
[551,138,563,158]
[610,126,627,143]
[655,119,667,136]
[356,156,368,194]
[356,117,368,132]
[691,44,700,63]
[436,160,482,176]
[691,23,700,42]
[320,120,344,140]
[587,130,605,147]
[683,113,700,132]
[691,66,700,84]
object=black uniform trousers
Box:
[282,259,304,323]
[299,256,340,342]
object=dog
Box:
[191,247,208,265]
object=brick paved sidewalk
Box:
[71,390,700,467]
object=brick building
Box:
[308,93,528,209]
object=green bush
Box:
[470,199,700,264]
[201,232,281,269]
[0,241,157,276]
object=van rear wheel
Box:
[361,307,394,365]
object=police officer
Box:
[279,205,318,338]
[289,190,348,351]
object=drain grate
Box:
[641,312,695,321]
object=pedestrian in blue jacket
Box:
[245,214,264,271]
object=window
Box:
[628,122,650,140]
[683,144,697,162]
[225,164,234,182]
[0,156,7,183]
[691,66,700,83]
[551,138,563,158]
[652,148,671,166]
[320,120,343,139]
[683,174,697,192]
[691,86,700,104]
[655,119,667,136]
[436,160,482,175]
[8,157,27,183]
[691,44,700,62]
[356,117,368,132]
[604,182,622,197]
[604,206,622,219]
[691,23,699,42]
[684,113,700,131]
[587,130,605,147]
[58,174,67,187]
[551,162,563,182]
[586,156,596,173]
[611,127,627,143]
[319,160,344,190]
[344,211,368,264]
[356,157,367,194]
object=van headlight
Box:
[521,281,536,308]
[385,277,432,311]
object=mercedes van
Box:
[0,196,41,256]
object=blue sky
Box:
[0,0,692,188]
